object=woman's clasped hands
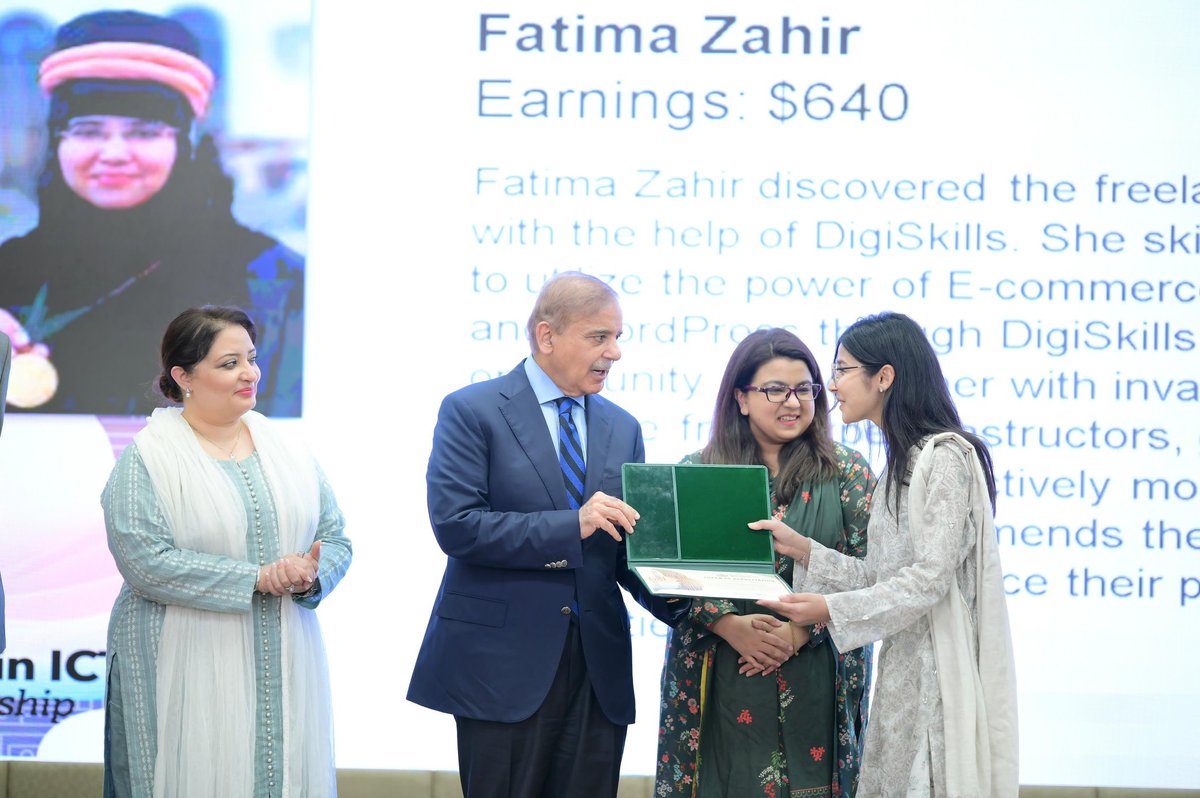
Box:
[711,612,801,678]
[256,541,322,596]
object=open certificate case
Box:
[621,463,793,600]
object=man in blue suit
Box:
[408,273,688,797]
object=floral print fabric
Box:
[656,445,874,797]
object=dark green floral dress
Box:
[656,444,874,798]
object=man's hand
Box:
[579,491,639,542]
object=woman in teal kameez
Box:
[101,307,351,798]
[656,328,873,798]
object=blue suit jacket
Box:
[407,363,687,724]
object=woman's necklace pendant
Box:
[188,420,242,460]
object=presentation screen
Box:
[2,0,1197,790]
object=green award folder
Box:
[621,463,793,600]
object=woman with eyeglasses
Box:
[0,10,303,415]
[757,312,1018,797]
[656,328,875,798]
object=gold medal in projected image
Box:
[7,352,59,409]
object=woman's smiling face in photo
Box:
[58,114,178,209]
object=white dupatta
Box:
[136,408,335,798]
[913,433,1019,798]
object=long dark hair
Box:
[837,312,996,513]
[701,328,837,504]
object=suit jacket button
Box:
[560,606,571,615]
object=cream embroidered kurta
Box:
[798,441,1014,797]
[102,445,352,798]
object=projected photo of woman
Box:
[0,9,304,416]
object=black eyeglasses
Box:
[741,383,822,403]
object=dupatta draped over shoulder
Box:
[134,407,334,797]
[915,432,1018,798]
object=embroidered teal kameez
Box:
[101,446,351,798]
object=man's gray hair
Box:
[526,273,619,351]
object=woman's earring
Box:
[184,388,192,400]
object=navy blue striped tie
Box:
[556,397,586,509]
